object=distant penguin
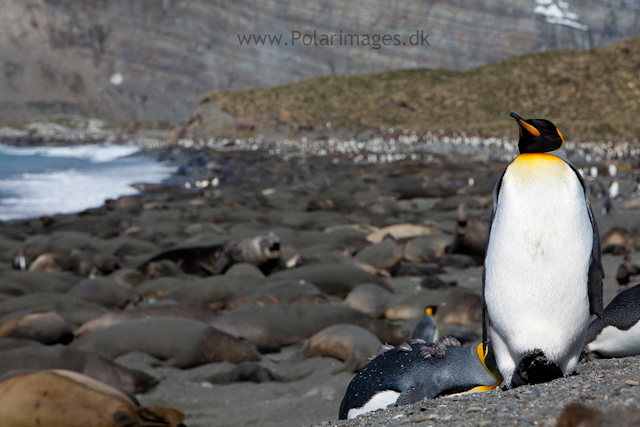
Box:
[608,164,617,178]
[583,283,640,359]
[602,197,613,216]
[11,250,26,271]
[338,338,502,420]
[609,179,619,199]
[411,305,442,343]
[483,112,603,388]
[589,166,598,179]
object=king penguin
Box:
[411,305,442,343]
[483,112,604,388]
[338,338,502,420]
[583,283,640,359]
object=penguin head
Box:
[510,111,564,154]
[424,304,443,317]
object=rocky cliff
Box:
[1,0,639,122]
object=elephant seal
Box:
[344,284,393,317]
[0,370,185,427]
[265,263,392,297]
[616,256,640,286]
[0,292,108,326]
[138,233,281,276]
[366,224,440,243]
[224,279,327,310]
[0,311,73,344]
[354,239,403,270]
[301,324,382,373]
[0,345,157,394]
[385,288,482,325]
[71,316,260,368]
[108,268,145,288]
[447,204,489,257]
[27,252,64,272]
[435,289,483,325]
[0,270,79,293]
[211,304,410,345]
[162,274,261,307]
[402,234,453,263]
[75,303,220,337]
[67,278,142,310]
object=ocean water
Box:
[0,143,175,221]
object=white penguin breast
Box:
[485,157,592,355]
[347,390,400,419]
[588,322,640,357]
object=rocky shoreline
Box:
[0,129,639,426]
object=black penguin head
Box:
[510,111,564,154]
[424,304,443,316]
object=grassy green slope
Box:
[199,36,640,139]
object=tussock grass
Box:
[199,36,640,139]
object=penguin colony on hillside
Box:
[340,112,640,419]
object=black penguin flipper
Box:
[482,171,505,348]
[565,161,604,318]
[599,283,640,331]
[584,317,607,346]
[396,383,436,405]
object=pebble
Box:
[466,407,482,413]
[624,379,639,386]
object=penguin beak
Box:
[509,111,540,137]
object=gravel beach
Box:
[0,130,639,427]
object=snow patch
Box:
[534,0,589,32]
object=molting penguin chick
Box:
[338,338,502,420]
[483,112,603,388]
[411,305,443,343]
[583,283,640,359]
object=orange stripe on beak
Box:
[516,118,540,136]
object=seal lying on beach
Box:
[0,292,108,326]
[71,316,260,368]
[75,303,220,337]
[0,370,185,427]
[137,233,281,276]
[67,278,142,310]
[265,263,392,297]
[0,344,157,394]
[301,324,382,373]
[0,311,73,344]
[211,304,409,346]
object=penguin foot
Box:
[512,350,563,387]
